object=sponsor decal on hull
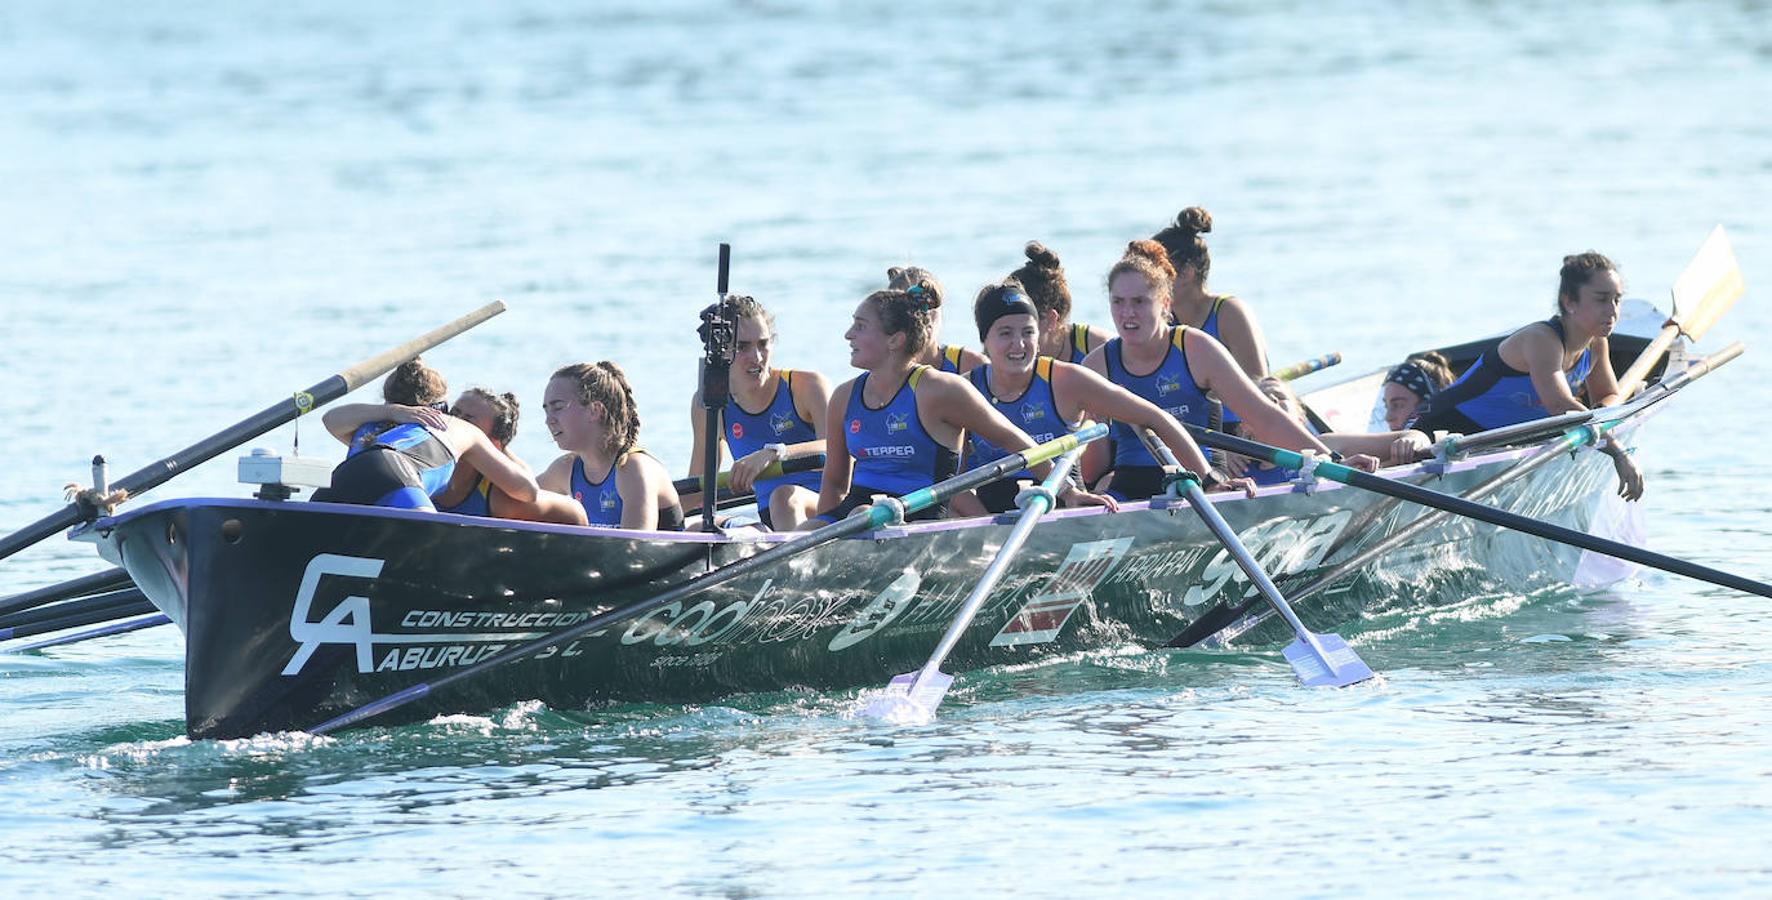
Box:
[991,538,1133,647]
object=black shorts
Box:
[1104,466,1167,502]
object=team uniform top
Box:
[723,369,821,517]
[1102,327,1211,469]
[963,357,1075,473]
[1195,295,1245,425]
[310,420,457,510]
[936,345,967,374]
[1414,317,1593,433]
[844,366,959,496]
[570,451,686,530]
[1065,323,1093,365]
[437,475,492,516]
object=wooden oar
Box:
[307,424,1111,736]
[861,447,1086,723]
[4,615,170,654]
[0,301,508,564]
[1273,352,1342,382]
[1615,224,1744,398]
[1142,428,1374,686]
[0,567,131,617]
[1186,425,1772,600]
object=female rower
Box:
[1380,352,1454,431]
[808,278,1113,527]
[1082,240,1369,501]
[1152,207,1268,379]
[1413,252,1643,499]
[314,359,539,511]
[685,295,832,531]
[886,266,986,374]
[1245,377,1427,486]
[539,362,686,530]
[1010,242,1112,364]
[953,278,1225,515]
[433,388,587,525]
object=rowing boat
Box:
[68,315,1694,739]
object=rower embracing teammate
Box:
[314,358,540,511]
[1083,240,1372,501]
[1413,251,1644,499]
[685,295,832,531]
[952,278,1222,516]
[807,277,1115,527]
[433,387,587,524]
[540,362,686,531]
[886,266,987,374]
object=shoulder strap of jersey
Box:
[1172,325,1191,350]
[908,364,929,390]
[943,345,963,368]
[1071,322,1090,355]
[968,363,990,391]
[1035,356,1054,381]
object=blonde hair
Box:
[551,361,640,457]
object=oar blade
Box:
[860,670,955,725]
[1672,224,1744,339]
[1282,633,1374,688]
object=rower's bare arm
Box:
[1585,336,1623,406]
[617,458,662,531]
[1052,361,1211,475]
[1324,430,1432,467]
[1217,297,1270,378]
[319,402,444,443]
[791,369,834,444]
[1189,330,1331,456]
[813,381,856,517]
[459,429,539,502]
[684,391,723,480]
[537,454,574,494]
[1520,329,1588,415]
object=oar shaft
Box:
[0,596,157,641]
[1189,426,1772,601]
[0,588,147,631]
[916,449,1082,682]
[0,301,506,564]
[5,614,170,653]
[1273,352,1342,382]
[0,567,132,617]
[310,424,1109,735]
[1615,326,1679,399]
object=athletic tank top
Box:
[723,370,821,514]
[1420,318,1594,432]
[844,366,959,495]
[437,475,492,516]
[570,450,685,529]
[1067,323,1093,365]
[937,345,966,374]
[1103,328,1211,469]
[346,421,455,496]
[963,357,1075,472]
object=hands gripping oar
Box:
[861,446,1088,724]
[1184,423,1772,601]
[307,425,1110,736]
[1139,428,1375,687]
[0,300,508,564]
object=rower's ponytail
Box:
[1151,206,1213,286]
[1012,241,1073,322]
[383,357,448,407]
[867,278,943,359]
[456,386,520,445]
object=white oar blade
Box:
[1671,224,1744,339]
[1282,633,1374,688]
[860,670,955,725]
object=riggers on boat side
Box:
[81,424,1635,739]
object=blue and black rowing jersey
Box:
[570,450,686,530]
[1103,327,1211,469]
[723,370,821,515]
[1415,317,1594,433]
[844,366,958,496]
[437,474,492,516]
[963,357,1074,473]
[937,345,967,374]
[1066,323,1093,365]
[311,420,456,510]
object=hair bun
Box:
[1174,206,1212,237]
[1023,241,1062,271]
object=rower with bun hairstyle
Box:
[539,361,685,530]
[1152,206,1269,379]
[1413,252,1643,499]
[807,275,1115,527]
[434,387,587,524]
[887,266,987,374]
[1010,241,1112,365]
[950,277,1226,516]
[684,294,832,531]
[1081,241,1375,501]
[315,358,540,512]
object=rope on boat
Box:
[61,483,130,515]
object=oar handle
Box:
[0,301,506,564]
[1273,352,1342,382]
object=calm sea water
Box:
[3,1,1770,895]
